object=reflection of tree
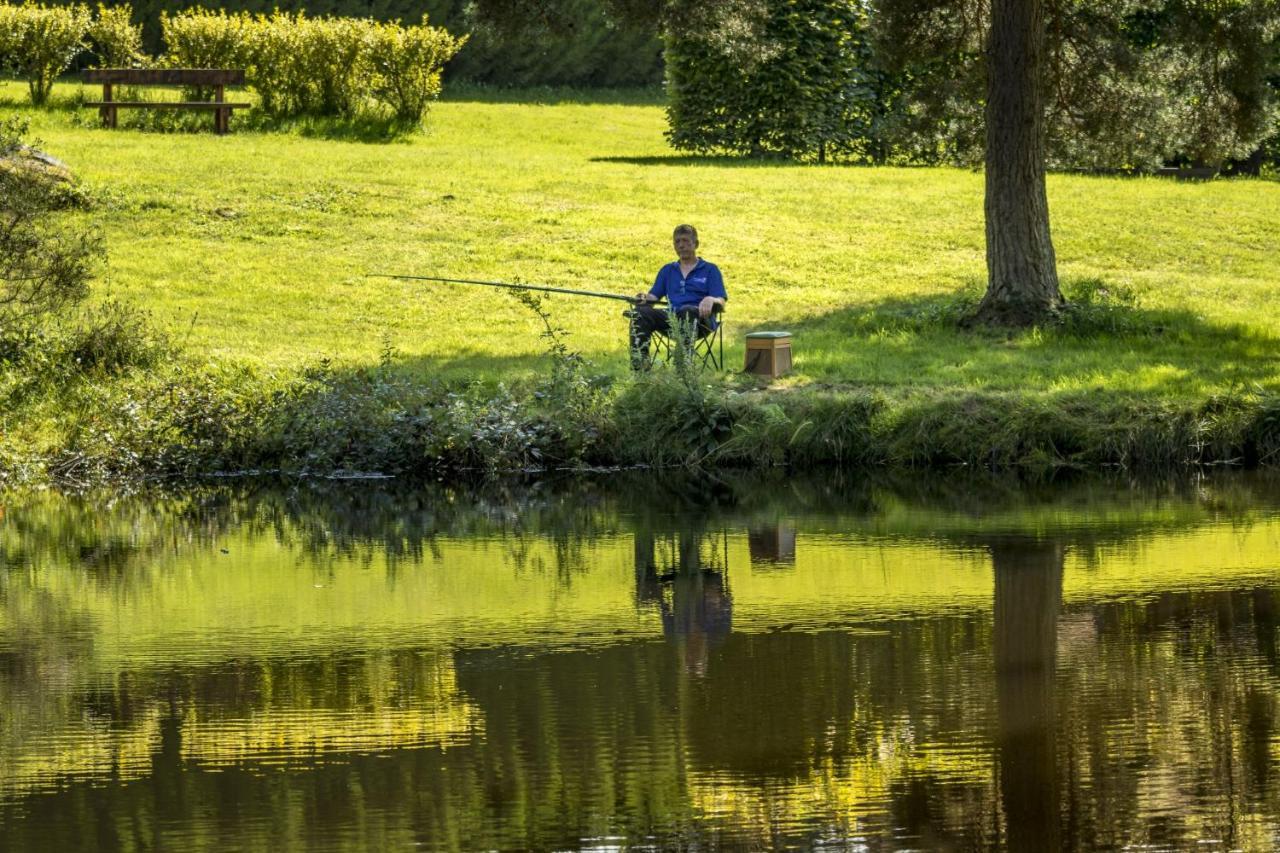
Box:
[991,537,1064,853]
[8,473,1280,849]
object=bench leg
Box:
[99,82,116,128]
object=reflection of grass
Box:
[3,79,1278,397]
[0,651,481,800]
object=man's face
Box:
[674,233,697,259]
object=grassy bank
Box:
[3,79,1280,484]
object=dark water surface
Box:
[4,473,1280,851]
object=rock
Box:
[0,144,75,185]
[0,145,83,208]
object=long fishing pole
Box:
[369,273,664,305]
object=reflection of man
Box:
[634,528,733,675]
[629,224,727,369]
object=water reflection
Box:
[634,526,733,675]
[992,537,1063,852]
[2,473,1280,850]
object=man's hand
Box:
[635,292,657,304]
[698,296,719,319]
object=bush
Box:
[244,11,308,117]
[243,11,375,117]
[160,8,463,121]
[0,4,19,70]
[87,2,143,67]
[159,6,249,98]
[369,15,465,123]
[4,2,92,105]
[303,15,374,116]
[1,116,101,326]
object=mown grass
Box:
[6,78,1279,395]
[3,77,1280,483]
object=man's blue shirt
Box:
[649,259,727,325]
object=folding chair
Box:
[649,308,725,371]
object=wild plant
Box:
[509,288,612,465]
[0,116,101,328]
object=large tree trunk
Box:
[976,0,1064,326]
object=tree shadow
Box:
[440,84,665,107]
[590,154,814,168]
[764,284,1280,397]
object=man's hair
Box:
[672,224,698,244]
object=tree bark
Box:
[976,0,1064,326]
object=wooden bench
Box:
[83,69,251,134]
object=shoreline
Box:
[5,367,1279,489]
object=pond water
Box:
[4,472,1280,851]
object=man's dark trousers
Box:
[629,306,713,369]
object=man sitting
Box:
[629,224,728,369]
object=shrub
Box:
[244,11,307,117]
[160,8,462,122]
[1,116,101,326]
[160,6,249,97]
[6,2,92,105]
[302,15,374,116]
[368,15,465,123]
[87,2,144,67]
[0,4,20,71]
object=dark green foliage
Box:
[614,370,735,465]
[871,0,1280,169]
[70,0,663,87]
[665,0,891,161]
[455,0,663,88]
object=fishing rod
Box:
[368,274,664,305]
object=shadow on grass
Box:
[758,280,1280,396]
[591,154,813,168]
[0,88,420,143]
[241,112,420,143]
[93,106,419,143]
[440,83,665,106]
[0,89,87,113]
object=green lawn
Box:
[5,79,1280,400]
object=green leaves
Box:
[0,2,92,104]
[160,8,464,123]
[665,0,892,162]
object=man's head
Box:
[673,224,698,261]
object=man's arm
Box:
[636,268,667,303]
[697,266,727,318]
